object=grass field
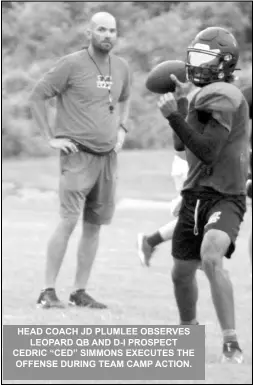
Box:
[2,150,252,384]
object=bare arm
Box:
[118,98,131,128]
[118,58,131,130]
[114,98,131,153]
[114,58,131,153]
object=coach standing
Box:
[30,12,131,309]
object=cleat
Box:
[69,289,107,309]
[221,341,244,364]
[36,288,65,309]
[137,233,155,267]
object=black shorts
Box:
[172,191,246,261]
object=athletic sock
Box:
[146,231,164,248]
[223,329,238,343]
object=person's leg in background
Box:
[69,151,117,309]
[37,151,98,309]
[74,222,101,290]
[137,218,178,267]
[69,220,105,308]
[37,193,84,308]
[37,216,80,308]
[137,153,187,267]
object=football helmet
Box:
[186,27,239,87]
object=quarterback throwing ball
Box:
[157,27,250,363]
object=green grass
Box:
[2,150,252,384]
[2,150,177,201]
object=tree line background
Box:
[2,1,252,158]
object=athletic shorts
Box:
[59,150,117,225]
[172,191,246,260]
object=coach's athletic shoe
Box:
[137,233,155,267]
[221,341,244,364]
[36,288,65,309]
[69,289,107,309]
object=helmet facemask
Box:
[186,47,237,87]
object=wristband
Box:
[120,123,128,133]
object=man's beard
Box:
[92,39,113,54]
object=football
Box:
[146,60,187,94]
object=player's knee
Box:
[201,255,219,278]
[171,260,195,286]
[201,230,230,258]
[201,230,229,277]
[171,267,182,286]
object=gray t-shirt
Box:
[31,49,130,152]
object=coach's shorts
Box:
[172,192,246,260]
[59,150,117,225]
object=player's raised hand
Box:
[170,74,188,100]
[157,93,177,118]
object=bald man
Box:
[30,12,131,309]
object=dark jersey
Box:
[182,82,250,195]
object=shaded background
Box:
[2,1,252,158]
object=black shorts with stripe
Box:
[172,190,246,261]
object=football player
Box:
[137,86,252,268]
[156,27,250,363]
